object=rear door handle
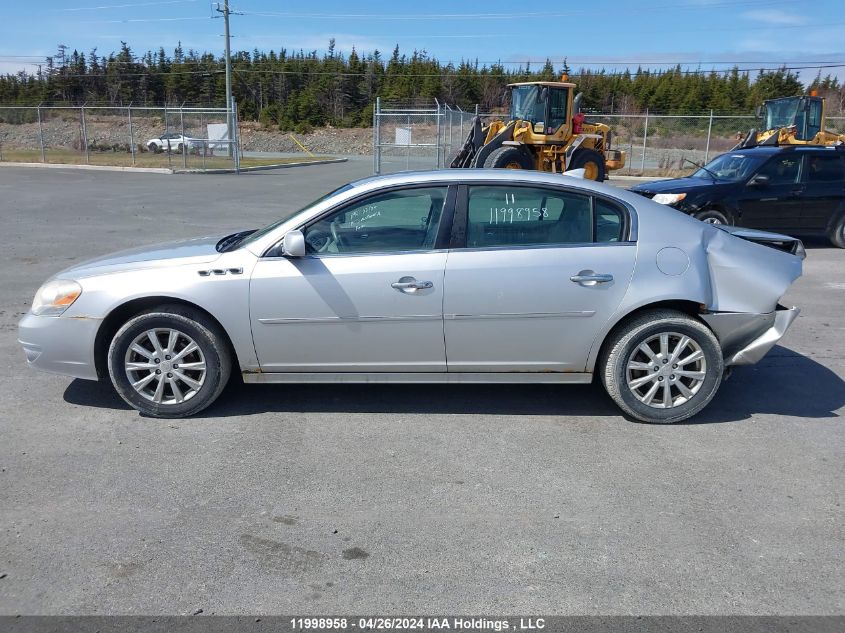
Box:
[391,276,433,293]
[570,271,614,286]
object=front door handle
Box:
[391,276,433,293]
[570,270,614,286]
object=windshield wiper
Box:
[684,158,718,182]
[216,229,257,253]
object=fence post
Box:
[233,99,241,174]
[435,98,442,168]
[704,109,714,165]
[80,105,89,164]
[37,103,45,163]
[459,106,464,150]
[180,104,187,170]
[164,106,172,169]
[128,104,136,166]
[640,108,649,173]
[373,96,381,175]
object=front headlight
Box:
[31,279,82,316]
[652,193,687,205]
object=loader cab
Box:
[761,96,824,141]
[508,82,574,136]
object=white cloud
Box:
[741,9,808,26]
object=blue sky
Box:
[2,0,844,83]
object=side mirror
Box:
[754,105,763,119]
[748,174,770,187]
[282,229,306,257]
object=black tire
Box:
[484,146,535,170]
[107,306,232,418]
[693,208,732,225]
[148,142,160,154]
[600,309,724,424]
[828,213,845,248]
[569,148,606,181]
[175,143,183,154]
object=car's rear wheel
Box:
[693,208,731,225]
[107,307,231,418]
[601,310,724,423]
[828,213,845,248]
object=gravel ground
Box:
[0,164,842,615]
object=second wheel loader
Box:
[734,94,845,149]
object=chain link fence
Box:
[0,105,240,171]
[374,98,845,176]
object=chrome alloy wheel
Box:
[701,217,723,225]
[625,332,707,409]
[124,328,206,404]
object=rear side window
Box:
[804,154,845,184]
[465,186,625,248]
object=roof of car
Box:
[347,169,618,195]
[730,144,845,156]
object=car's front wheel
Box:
[107,307,231,418]
[601,310,724,423]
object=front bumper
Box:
[18,312,101,381]
[700,305,800,367]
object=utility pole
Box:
[216,1,234,156]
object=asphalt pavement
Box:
[0,164,842,615]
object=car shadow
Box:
[63,346,843,423]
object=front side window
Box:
[801,100,823,140]
[756,155,801,185]
[547,88,569,132]
[465,186,624,248]
[304,187,447,254]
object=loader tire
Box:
[484,146,535,170]
[569,148,606,181]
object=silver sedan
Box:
[18,170,804,423]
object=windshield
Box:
[510,85,545,122]
[764,98,801,131]
[236,184,354,249]
[693,153,769,182]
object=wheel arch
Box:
[94,295,239,381]
[587,299,707,374]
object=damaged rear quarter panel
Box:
[702,225,802,313]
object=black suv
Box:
[630,145,845,247]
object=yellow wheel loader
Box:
[449,77,625,181]
[735,94,845,149]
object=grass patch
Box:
[0,148,334,170]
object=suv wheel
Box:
[829,213,845,248]
[693,209,731,225]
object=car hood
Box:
[55,234,225,279]
[631,177,735,196]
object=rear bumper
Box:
[17,312,101,381]
[700,305,800,367]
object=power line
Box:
[233,0,800,20]
[54,0,200,11]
